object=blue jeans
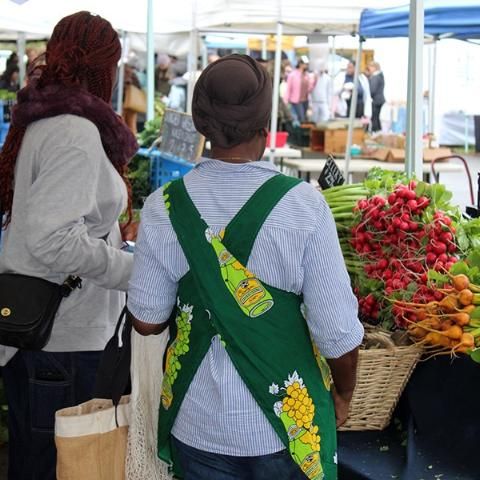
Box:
[290,102,309,123]
[173,437,306,480]
[2,350,102,480]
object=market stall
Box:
[318,167,480,479]
[351,0,480,173]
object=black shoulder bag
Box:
[0,273,82,350]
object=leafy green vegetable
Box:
[449,261,469,276]
[128,154,151,208]
[470,348,480,363]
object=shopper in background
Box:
[5,52,18,70]
[166,61,188,112]
[367,61,386,132]
[123,63,143,134]
[335,61,372,121]
[155,53,172,97]
[0,11,137,479]
[284,58,314,123]
[311,60,333,123]
[128,53,362,480]
[0,65,20,92]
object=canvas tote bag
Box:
[55,308,132,480]
[55,396,130,480]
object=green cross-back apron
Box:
[157,174,337,479]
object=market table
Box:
[338,355,480,480]
[262,146,302,160]
[205,142,303,162]
[281,158,464,183]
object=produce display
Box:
[323,168,480,360]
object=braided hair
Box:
[0,11,133,225]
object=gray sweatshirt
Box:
[0,114,133,356]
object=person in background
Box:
[367,61,385,132]
[0,12,137,479]
[155,53,172,97]
[166,61,187,112]
[311,60,333,124]
[123,63,143,134]
[128,53,362,480]
[284,58,314,123]
[335,61,371,121]
[26,47,40,73]
[5,52,18,70]
[207,53,220,65]
[0,65,20,92]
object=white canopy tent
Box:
[0,0,408,153]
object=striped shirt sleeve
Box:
[127,193,182,324]
[301,191,364,359]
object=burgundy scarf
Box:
[12,81,138,168]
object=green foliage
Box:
[0,89,16,101]
[128,154,151,209]
[364,167,409,194]
[137,95,166,148]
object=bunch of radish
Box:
[349,180,459,328]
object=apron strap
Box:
[222,174,302,265]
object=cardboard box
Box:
[371,133,406,149]
[371,147,391,162]
[423,148,452,162]
[311,127,365,154]
[369,147,452,163]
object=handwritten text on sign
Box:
[319,156,345,190]
[161,109,204,163]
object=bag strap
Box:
[58,233,110,297]
[93,306,132,409]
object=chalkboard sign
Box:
[160,109,205,163]
[319,155,344,190]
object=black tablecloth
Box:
[338,356,480,480]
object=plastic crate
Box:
[0,123,9,146]
[148,151,194,190]
[286,124,312,147]
[266,131,289,148]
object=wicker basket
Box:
[339,329,422,431]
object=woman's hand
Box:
[332,388,352,427]
[121,221,139,242]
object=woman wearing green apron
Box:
[128,55,363,480]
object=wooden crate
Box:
[311,127,365,154]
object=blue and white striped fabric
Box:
[128,158,363,456]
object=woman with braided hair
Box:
[0,12,137,479]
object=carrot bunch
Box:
[394,274,480,355]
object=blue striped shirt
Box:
[127,158,363,456]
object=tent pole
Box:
[17,32,26,87]
[187,29,199,114]
[187,0,199,114]
[201,36,208,69]
[428,38,437,135]
[116,30,127,115]
[405,0,424,177]
[269,22,283,165]
[146,0,155,121]
[331,35,336,76]
[344,37,363,184]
